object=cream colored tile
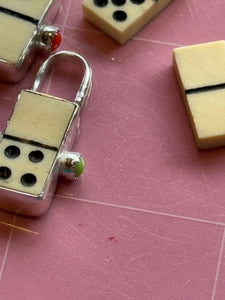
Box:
[0,138,57,195]
[5,91,76,149]
[173,41,225,91]
[0,14,35,64]
[82,0,173,44]
[0,0,51,19]
[187,89,225,149]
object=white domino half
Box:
[0,0,51,19]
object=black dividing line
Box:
[3,135,58,152]
[186,83,225,95]
[0,7,39,25]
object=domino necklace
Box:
[0,51,92,216]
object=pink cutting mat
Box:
[0,0,225,299]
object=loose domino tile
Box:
[82,0,174,44]
[173,40,225,150]
[0,90,76,196]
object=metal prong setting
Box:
[35,25,61,52]
[59,152,85,180]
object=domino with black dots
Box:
[82,0,174,44]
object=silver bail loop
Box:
[32,50,92,108]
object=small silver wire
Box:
[32,50,92,107]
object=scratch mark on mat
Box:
[0,221,39,235]
[175,279,192,298]
[134,37,183,47]
[211,227,225,300]
[52,209,99,249]
[0,215,16,281]
[184,0,195,19]
[57,195,225,228]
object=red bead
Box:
[50,30,61,52]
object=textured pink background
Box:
[0,0,225,299]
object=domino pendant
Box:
[0,51,92,216]
[82,0,174,44]
[173,40,225,150]
[0,0,62,82]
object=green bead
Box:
[75,156,85,178]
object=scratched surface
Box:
[0,0,225,299]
